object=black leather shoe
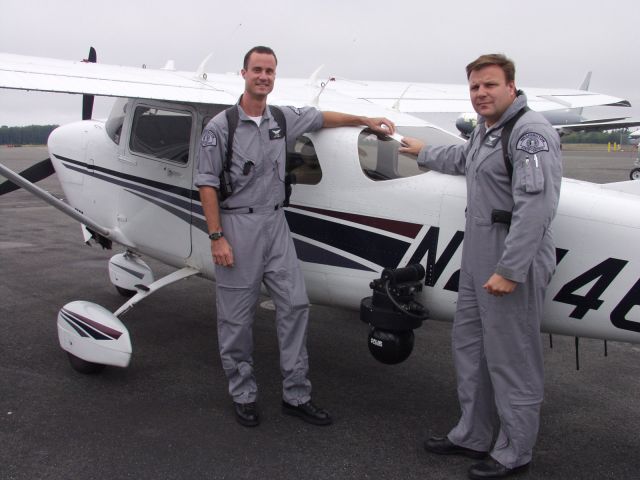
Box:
[282,400,332,426]
[468,458,530,479]
[424,436,488,459]
[234,401,259,427]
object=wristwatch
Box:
[208,231,224,241]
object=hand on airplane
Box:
[365,117,396,135]
[483,273,517,296]
[212,237,234,267]
[398,136,425,156]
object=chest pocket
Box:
[232,144,264,184]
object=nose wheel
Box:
[67,352,106,374]
[630,168,640,180]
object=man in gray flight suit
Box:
[195,46,395,427]
[401,54,562,479]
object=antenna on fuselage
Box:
[307,65,324,86]
[310,76,335,107]
[161,60,176,71]
[392,84,412,111]
[195,53,213,80]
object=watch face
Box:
[209,232,223,240]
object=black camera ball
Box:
[367,327,415,365]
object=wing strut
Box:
[113,266,200,317]
[0,161,110,237]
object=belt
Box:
[220,202,285,215]
[491,209,512,225]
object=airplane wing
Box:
[0,53,631,117]
[554,118,640,133]
[0,52,239,105]
[0,52,424,120]
[321,81,632,113]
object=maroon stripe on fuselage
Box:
[290,205,422,238]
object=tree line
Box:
[0,125,58,145]
[0,124,635,146]
[560,128,633,145]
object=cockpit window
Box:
[286,135,322,185]
[129,106,192,164]
[358,126,464,181]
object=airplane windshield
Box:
[105,98,128,144]
[358,126,464,181]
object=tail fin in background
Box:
[577,71,592,117]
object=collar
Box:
[236,94,273,122]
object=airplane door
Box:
[117,102,195,261]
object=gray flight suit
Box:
[417,94,562,468]
[195,103,324,405]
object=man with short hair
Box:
[401,54,562,478]
[196,45,394,427]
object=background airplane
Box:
[452,72,640,137]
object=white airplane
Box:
[1,50,640,373]
[453,72,640,138]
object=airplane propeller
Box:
[82,47,97,120]
[0,157,54,196]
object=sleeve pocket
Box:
[524,157,544,193]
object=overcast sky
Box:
[1,0,639,128]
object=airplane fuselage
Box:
[47,99,640,348]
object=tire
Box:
[115,285,137,298]
[67,352,106,374]
[630,168,640,180]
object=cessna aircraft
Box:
[453,72,640,137]
[1,51,640,373]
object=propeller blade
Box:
[0,158,54,196]
[82,47,97,120]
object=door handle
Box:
[117,154,137,165]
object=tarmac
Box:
[1,145,640,480]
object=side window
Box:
[358,126,463,181]
[286,135,322,185]
[129,106,192,164]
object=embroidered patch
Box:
[516,132,549,154]
[269,127,284,140]
[201,130,217,147]
[483,134,500,147]
[287,106,301,116]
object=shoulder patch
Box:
[287,106,301,116]
[201,129,217,147]
[516,132,549,154]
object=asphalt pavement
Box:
[1,146,640,480]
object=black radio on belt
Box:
[219,167,233,200]
[491,209,512,225]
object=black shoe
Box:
[468,458,530,479]
[282,400,332,426]
[424,436,488,459]
[234,401,259,427]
